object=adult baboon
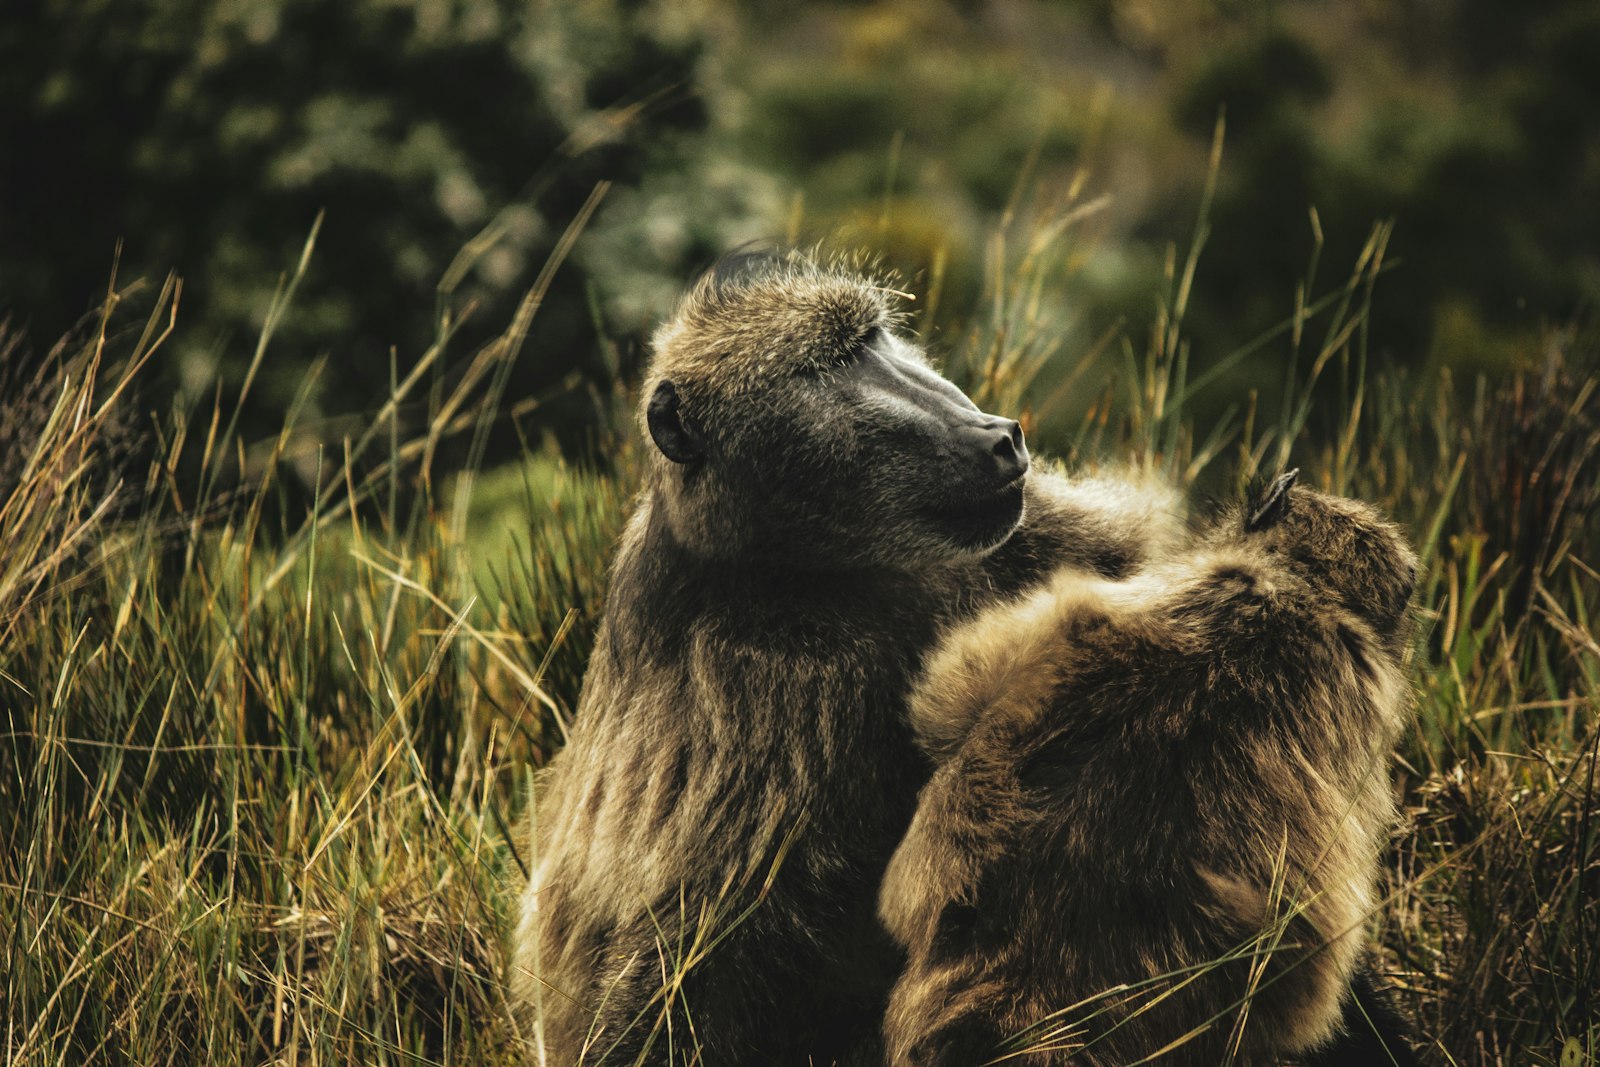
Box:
[511,252,1185,1065]
[879,474,1421,1066]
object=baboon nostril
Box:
[993,419,1024,459]
[959,416,1029,481]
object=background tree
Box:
[0,0,715,454]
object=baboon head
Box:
[1240,470,1419,646]
[641,251,1030,569]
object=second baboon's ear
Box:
[647,380,704,464]
[1246,467,1299,532]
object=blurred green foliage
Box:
[1155,1,1600,380]
[0,0,715,449]
[3,0,1598,461]
[725,0,1600,405]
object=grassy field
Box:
[2,196,1597,1065]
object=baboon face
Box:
[642,254,1030,569]
[1243,472,1418,642]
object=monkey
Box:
[509,250,1190,1065]
[878,472,1422,1066]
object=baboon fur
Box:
[511,252,1186,1065]
[879,484,1418,1066]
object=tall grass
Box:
[0,221,609,1063]
[2,183,1596,1065]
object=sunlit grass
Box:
[2,174,1596,1065]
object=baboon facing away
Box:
[511,252,1187,1064]
[879,475,1420,1066]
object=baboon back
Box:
[881,485,1418,1065]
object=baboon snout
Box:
[957,416,1029,484]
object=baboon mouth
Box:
[926,477,1026,545]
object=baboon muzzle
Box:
[956,415,1029,486]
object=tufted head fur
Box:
[1229,472,1419,656]
[647,249,894,392]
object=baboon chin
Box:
[510,250,1187,1065]
[880,476,1420,1066]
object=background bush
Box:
[0,0,720,450]
[6,0,1600,458]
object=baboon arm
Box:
[907,573,1084,761]
[879,751,1018,948]
[985,464,1186,592]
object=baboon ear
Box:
[646,380,704,464]
[1246,467,1299,533]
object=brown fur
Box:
[510,251,1186,1065]
[880,486,1417,1066]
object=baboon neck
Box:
[643,488,947,587]
[602,498,956,670]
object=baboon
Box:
[510,251,1187,1065]
[879,474,1421,1066]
